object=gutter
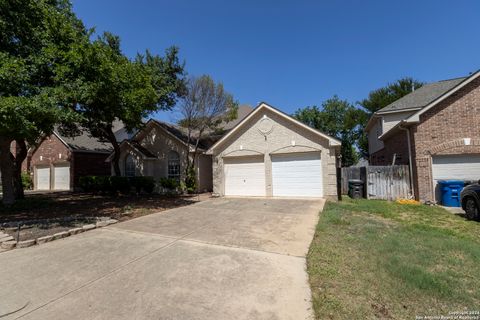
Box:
[399,123,414,198]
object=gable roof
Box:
[206,102,341,154]
[376,77,467,114]
[53,124,130,153]
[378,70,480,140]
[222,105,254,130]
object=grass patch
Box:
[307,198,480,319]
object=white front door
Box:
[224,156,265,196]
[432,154,480,200]
[54,165,70,190]
[272,152,323,197]
[36,167,51,190]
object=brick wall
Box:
[411,77,480,202]
[72,152,110,189]
[29,135,71,169]
[369,130,410,166]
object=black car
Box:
[461,181,480,220]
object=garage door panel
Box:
[36,167,50,190]
[272,153,322,198]
[224,157,265,196]
[54,165,70,190]
[432,154,480,201]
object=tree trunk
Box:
[106,128,121,176]
[0,138,15,205]
[13,139,27,199]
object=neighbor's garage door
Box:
[36,167,51,190]
[432,154,480,200]
[272,152,323,197]
[54,165,70,190]
[224,156,265,196]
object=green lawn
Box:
[307,198,480,319]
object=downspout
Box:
[399,122,414,198]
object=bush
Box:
[110,176,131,194]
[131,176,155,194]
[21,172,33,190]
[184,167,197,194]
[159,177,179,191]
[79,175,155,195]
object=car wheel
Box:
[464,197,479,220]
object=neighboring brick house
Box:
[366,70,480,203]
[25,128,121,191]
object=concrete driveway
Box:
[0,197,324,320]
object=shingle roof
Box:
[128,141,157,158]
[222,105,254,130]
[56,130,113,153]
[55,122,127,153]
[376,77,467,114]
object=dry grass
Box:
[307,198,480,319]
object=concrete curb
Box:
[17,239,36,248]
[0,217,116,252]
[1,240,17,250]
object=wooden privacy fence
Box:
[341,165,411,200]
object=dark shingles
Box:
[377,77,467,114]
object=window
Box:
[125,155,136,177]
[168,151,180,180]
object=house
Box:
[25,128,120,191]
[206,102,341,199]
[366,70,480,203]
[109,105,254,192]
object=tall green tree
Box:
[0,0,86,205]
[357,77,424,155]
[58,33,186,176]
[294,96,367,167]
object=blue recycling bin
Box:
[438,180,465,207]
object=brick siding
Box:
[373,77,480,202]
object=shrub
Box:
[21,172,33,190]
[184,167,197,194]
[79,175,155,195]
[110,176,131,194]
[131,176,155,194]
[159,177,179,191]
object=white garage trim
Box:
[224,156,265,196]
[36,167,51,190]
[432,154,480,200]
[54,165,70,190]
[272,152,323,198]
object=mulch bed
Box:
[0,192,207,242]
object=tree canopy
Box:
[294,96,367,167]
[359,77,424,114]
[0,0,87,204]
[357,77,424,156]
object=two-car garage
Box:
[35,165,71,190]
[209,103,340,199]
[223,152,324,198]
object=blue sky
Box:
[72,0,479,122]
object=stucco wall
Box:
[211,108,339,198]
[381,110,415,133]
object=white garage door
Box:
[36,167,50,190]
[224,156,265,196]
[272,152,323,197]
[432,154,480,200]
[54,165,70,190]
